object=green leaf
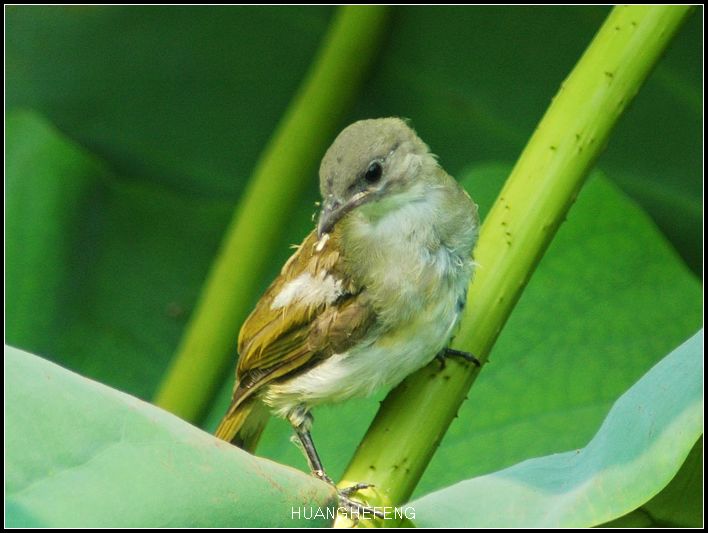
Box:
[408,330,703,528]
[5,6,335,197]
[5,345,337,527]
[5,110,108,356]
[638,435,703,527]
[5,110,235,400]
[602,436,703,527]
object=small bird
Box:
[216,118,479,510]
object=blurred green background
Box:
[5,5,702,504]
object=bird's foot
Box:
[291,422,385,520]
[436,347,481,369]
[317,476,384,520]
[337,489,386,521]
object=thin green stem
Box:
[154,7,389,421]
[336,5,693,523]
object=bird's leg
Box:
[291,413,385,520]
[436,347,481,369]
[292,422,332,484]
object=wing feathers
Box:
[226,228,375,410]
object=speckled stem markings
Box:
[336,5,693,526]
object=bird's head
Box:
[317,118,437,237]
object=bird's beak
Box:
[317,197,344,238]
[317,191,370,237]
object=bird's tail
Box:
[214,398,269,453]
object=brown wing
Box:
[226,228,376,411]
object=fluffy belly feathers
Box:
[264,283,463,418]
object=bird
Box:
[215,117,479,512]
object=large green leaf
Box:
[203,164,702,503]
[5,110,237,399]
[5,6,334,197]
[5,345,337,527]
[6,110,108,357]
[5,110,321,401]
[3,107,324,421]
[407,331,703,527]
[601,436,703,527]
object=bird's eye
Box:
[364,161,383,183]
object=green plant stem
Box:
[337,4,692,520]
[154,6,389,421]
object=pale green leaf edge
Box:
[5,346,337,527]
[409,330,703,528]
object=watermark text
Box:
[291,505,415,521]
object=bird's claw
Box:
[337,490,386,521]
[436,347,481,369]
[339,482,373,497]
[321,478,384,521]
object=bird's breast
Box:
[342,189,474,328]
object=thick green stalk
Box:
[337,5,692,521]
[154,7,389,421]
